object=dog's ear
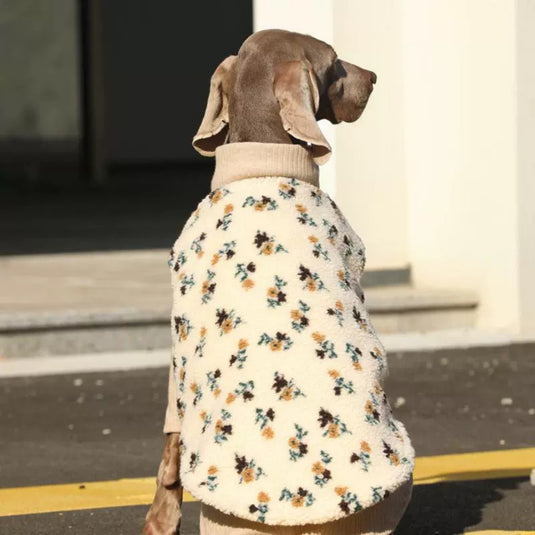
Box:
[192,55,237,156]
[273,59,332,165]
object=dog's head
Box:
[192,29,376,164]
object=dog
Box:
[142,29,413,535]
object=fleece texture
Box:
[166,173,414,526]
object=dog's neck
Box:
[210,142,320,192]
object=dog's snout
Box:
[370,71,377,85]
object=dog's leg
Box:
[141,432,183,535]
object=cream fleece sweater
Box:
[162,142,414,526]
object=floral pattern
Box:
[288,424,309,461]
[235,454,266,483]
[266,275,288,308]
[312,450,333,487]
[168,176,414,525]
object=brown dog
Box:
[142,28,376,535]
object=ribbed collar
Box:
[210,142,320,191]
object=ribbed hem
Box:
[211,142,320,192]
[199,475,413,534]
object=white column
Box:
[333,0,408,270]
[402,0,535,335]
[516,0,535,336]
[252,0,336,198]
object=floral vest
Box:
[168,175,414,525]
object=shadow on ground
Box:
[396,477,530,535]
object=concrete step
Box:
[365,285,478,334]
[0,250,478,358]
[0,286,478,359]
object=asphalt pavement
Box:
[1,344,534,534]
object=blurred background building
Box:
[1,0,534,362]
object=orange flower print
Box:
[312,450,333,487]
[311,332,338,359]
[243,278,255,289]
[226,392,236,404]
[312,332,325,343]
[290,300,310,333]
[235,454,265,484]
[261,242,274,255]
[295,203,318,227]
[259,331,293,351]
[254,407,275,436]
[326,301,345,327]
[288,437,299,449]
[214,409,232,444]
[278,180,296,199]
[346,343,363,371]
[312,461,324,474]
[215,308,242,336]
[270,339,282,351]
[249,491,271,522]
[229,338,249,369]
[298,264,326,291]
[242,194,279,212]
[350,441,372,471]
[292,495,305,507]
[280,487,315,507]
[288,423,308,461]
[242,467,254,483]
[327,422,340,438]
[310,236,330,261]
[382,440,409,467]
[200,465,219,491]
[216,203,234,230]
[210,190,222,204]
[190,232,206,257]
[266,275,288,308]
[335,486,348,497]
[261,426,274,439]
[335,487,362,515]
[211,254,219,266]
[318,408,352,438]
[258,492,270,503]
[222,319,233,333]
[253,230,289,255]
[272,372,305,401]
[174,314,192,341]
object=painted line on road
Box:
[469,532,535,535]
[0,447,533,517]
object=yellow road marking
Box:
[469,532,535,534]
[413,447,535,485]
[0,447,533,517]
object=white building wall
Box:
[333,1,408,270]
[403,1,522,332]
